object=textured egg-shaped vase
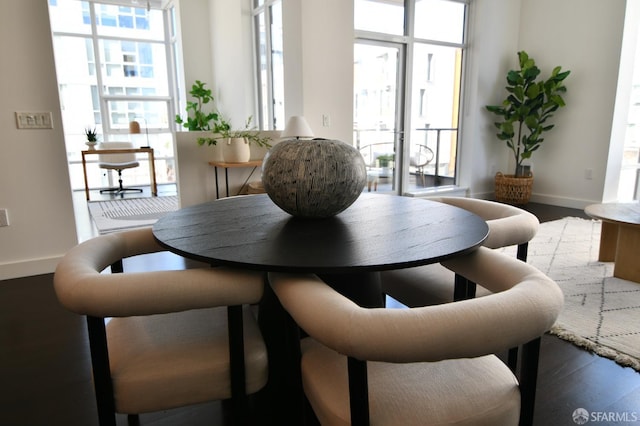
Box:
[262,139,367,218]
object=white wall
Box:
[176,0,266,207]
[175,0,214,98]
[0,1,78,280]
[175,130,281,207]
[273,0,355,141]
[210,0,257,127]
[282,0,304,118]
[298,0,354,142]
[458,0,522,198]
[463,0,626,207]
[516,0,626,207]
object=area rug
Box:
[88,196,178,234]
[501,217,640,371]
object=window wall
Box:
[354,0,467,194]
[620,20,640,201]
[48,0,178,191]
[253,0,285,130]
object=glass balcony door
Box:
[354,42,404,194]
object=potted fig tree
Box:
[486,51,570,204]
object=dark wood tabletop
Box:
[152,193,489,274]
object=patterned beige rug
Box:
[503,217,640,371]
[88,196,178,234]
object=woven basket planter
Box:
[494,172,533,205]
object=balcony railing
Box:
[354,127,458,187]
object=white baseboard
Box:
[0,256,61,281]
[437,188,597,210]
[529,193,598,210]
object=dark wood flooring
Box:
[1,202,638,425]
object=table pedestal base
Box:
[257,271,384,424]
[613,224,640,282]
[317,271,384,308]
[598,222,640,283]
[586,203,640,283]
[598,222,618,262]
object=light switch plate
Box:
[15,112,53,129]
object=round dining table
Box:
[152,192,489,422]
[153,193,488,302]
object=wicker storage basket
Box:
[494,172,533,205]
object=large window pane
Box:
[354,43,401,193]
[270,2,284,129]
[49,0,177,190]
[253,0,284,130]
[355,0,405,36]
[414,0,465,43]
[98,39,168,93]
[256,12,269,129]
[410,43,461,181]
[95,3,164,40]
[49,0,91,34]
[54,35,100,156]
[354,44,399,134]
[105,100,169,132]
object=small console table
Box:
[82,147,157,201]
[208,160,262,199]
[585,202,640,283]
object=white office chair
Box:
[98,142,143,196]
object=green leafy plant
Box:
[84,127,98,142]
[376,154,394,167]
[176,80,271,148]
[199,116,271,148]
[175,80,219,131]
[175,80,221,145]
[486,51,570,176]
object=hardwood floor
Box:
[1,202,638,425]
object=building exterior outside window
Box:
[48,0,178,191]
[253,0,285,130]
